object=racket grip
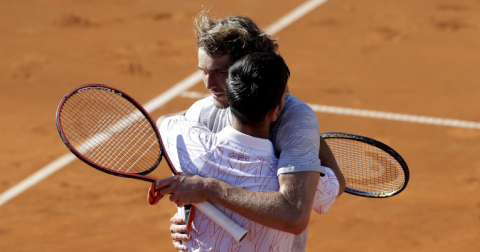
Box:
[193,201,248,242]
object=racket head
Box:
[321,132,409,198]
[56,84,164,182]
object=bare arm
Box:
[319,136,346,196]
[156,171,320,235]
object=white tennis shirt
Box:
[159,116,294,252]
[184,94,339,252]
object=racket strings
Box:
[78,95,159,173]
[62,95,155,173]
[59,88,161,174]
[64,93,123,149]
[62,92,133,151]
[77,94,152,167]
[64,93,159,173]
[327,138,405,193]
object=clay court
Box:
[1,0,479,251]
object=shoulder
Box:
[185,96,232,133]
[159,115,212,142]
[271,94,321,174]
[276,94,319,130]
[284,94,316,115]
[158,116,215,173]
[185,96,214,121]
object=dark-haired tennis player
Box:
[156,52,340,251]
[158,14,345,252]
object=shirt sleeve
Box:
[159,115,212,174]
[273,95,325,176]
[312,167,339,214]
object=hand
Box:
[170,213,190,251]
[319,136,345,196]
[155,173,210,207]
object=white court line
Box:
[0,154,77,206]
[180,91,480,129]
[0,0,329,206]
[263,0,328,35]
[307,104,480,129]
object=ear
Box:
[267,105,281,123]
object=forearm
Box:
[204,171,319,235]
[319,136,346,196]
[157,170,320,234]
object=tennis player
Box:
[159,14,345,251]
[157,52,338,251]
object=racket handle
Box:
[193,201,248,242]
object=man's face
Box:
[198,48,234,108]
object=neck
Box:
[231,119,270,139]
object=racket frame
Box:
[56,84,161,182]
[321,132,409,198]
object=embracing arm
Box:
[156,171,319,235]
[207,171,319,235]
[319,136,346,196]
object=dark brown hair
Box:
[226,51,289,127]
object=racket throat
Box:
[184,205,195,233]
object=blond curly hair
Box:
[194,13,278,60]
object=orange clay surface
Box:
[1,0,479,251]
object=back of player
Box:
[159,52,294,251]
[160,117,293,251]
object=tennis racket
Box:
[56,84,248,242]
[321,132,409,198]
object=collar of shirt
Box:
[217,126,275,155]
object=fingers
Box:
[170,214,190,251]
[154,177,183,205]
[170,222,187,234]
[170,194,185,207]
[170,215,188,235]
[171,231,190,240]
[155,173,208,206]
[154,176,177,191]
[173,239,188,251]
[170,213,186,225]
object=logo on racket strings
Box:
[78,87,123,96]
